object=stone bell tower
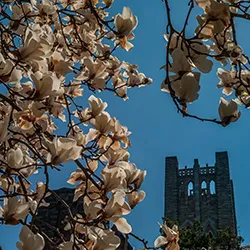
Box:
[164,152,237,236]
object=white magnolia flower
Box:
[170,48,193,75]
[164,32,183,52]
[154,223,179,250]
[86,112,113,144]
[19,25,53,62]
[83,197,103,220]
[218,97,241,126]
[2,197,30,224]
[162,72,201,103]
[88,227,120,250]
[101,147,130,165]
[76,57,108,90]
[114,7,138,37]
[225,42,247,64]
[16,225,45,250]
[102,161,145,191]
[195,0,230,39]
[88,95,108,117]
[189,42,213,73]
[217,68,236,96]
[33,182,50,207]
[36,0,57,15]
[103,191,132,234]
[0,53,22,83]
[67,169,86,185]
[127,190,146,209]
[45,137,82,165]
[7,148,24,169]
[207,0,231,27]
[7,147,35,177]
[31,72,63,99]
[112,75,128,99]
[50,51,73,76]
[109,118,131,148]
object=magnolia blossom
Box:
[0,53,22,83]
[164,32,183,52]
[103,191,132,234]
[206,0,230,27]
[0,197,31,225]
[114,7,138,37]
[50,51,73,76]
[0,1,151,248]
[88,95,108,117]
[170,48,193,75]
[114,7,138,51]
[218,97,241,126]
[36,0,57,15]
[109,118,131,148]
[166,40,212,74]
[86,112,114,143]
[189,42,213,73]
[101,147,130,165]
[154,223,179,250]
[31,72,63,99]
[224,42,247,64]
[16,225,45,250]
[210,30,231,66]
[102,161,146,192]
[217,68,236,96]
[87,227,121,250]
[19,25,54,62]
[195,0,230,39]
[162,72,201,104]
[33,182,50,207]
[45,137,82,165]
[7,148,24,169]
[127,190,146,209]
[112,74,128,99]
[67,169,86,185]
[76,57,109,90]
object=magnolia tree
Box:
[0,0,180,250]
[162,0,250,127]
[0,0,246,249]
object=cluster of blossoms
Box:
[154,222,179,250]
[163,0,250,126]
[0,0,157,249]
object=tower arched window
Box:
[187,182,194,196]
[201,180,207,189]
[210,180,216,194]
[201,180,207,195]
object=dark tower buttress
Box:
[215,151,237,234]
[164,156,178,222]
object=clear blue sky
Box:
[1,0,250,248]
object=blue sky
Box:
[1,0,250,249]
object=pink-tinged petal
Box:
[154,236,168,248]
[86,128,100,144]
[114,217,132,234]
